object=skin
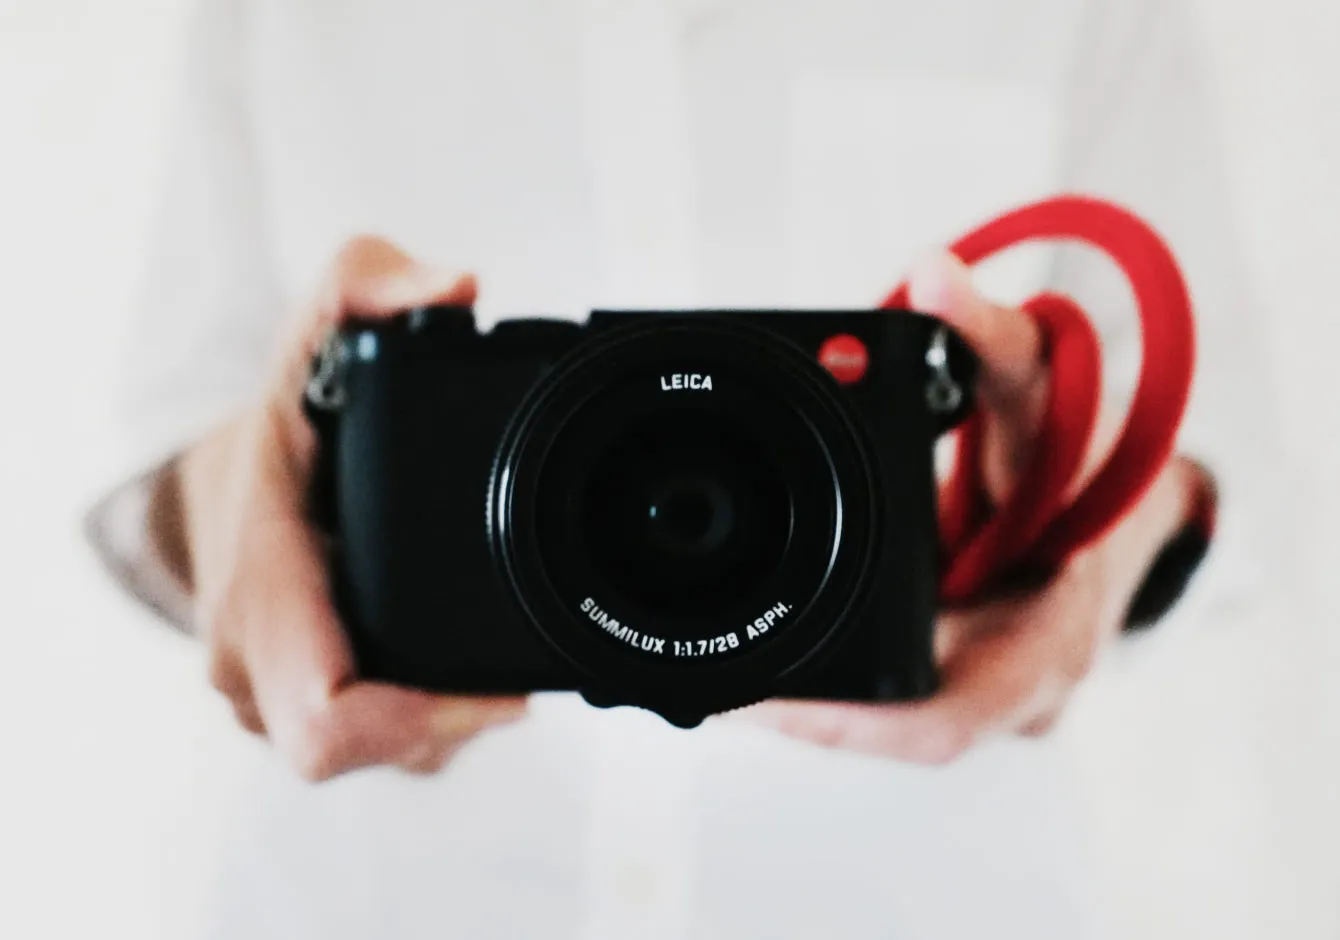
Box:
[173,236,528,781]
[737,251,1198,761]
[163,235,1198,780]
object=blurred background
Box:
[1,1,1338,937]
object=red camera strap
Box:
[880,195,1198,603]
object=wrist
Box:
[175,414,249,619]
[1106,456,1194,565]
[146,457,193,596]
[1116,455,1217,632]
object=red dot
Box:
[818,334,869,384]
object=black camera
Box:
[304,308,977,728]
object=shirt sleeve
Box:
[1044,0,1286,628]
[82,0,287,633]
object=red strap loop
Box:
[881,195,1197,603]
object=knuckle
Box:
[206,650,238,696]
[232,700,267,737]
[1020,713,1060,739]
[205,636,249,702]
[207,643,268,739]
[806,716,851,750]
[400,741,458,776]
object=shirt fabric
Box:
[86,0,1285,937]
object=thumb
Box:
[329,234,478,319]
[271,235,478,448]
[291,685,529,780]
[907,251,1050,501]
[292,235,478,379]
[907,251,1044,413]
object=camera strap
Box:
[881,195,1204,604]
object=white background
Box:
[0,1,1337,937]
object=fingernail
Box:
[907,251,973,315]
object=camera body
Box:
[306,307,976,728]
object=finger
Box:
[907,251,1046,413]
[299,687,528,780]
[738,699,974,764]
[740,640,1059,764]
[231,697,267,737]
[233,415,526,780]
[931,608,972,666]
[233,500,526,779]
[272,236,479,445]
[208,643,267,735]
[738,608,971,759]
[224,400,366,766]
[907,251,1050,499]
[326,234,479,321]
[207,642,253,706]
[887,576,1096,751]
[742,570,1095,763]
[1018,712,1059,738]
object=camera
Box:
[304,307,978,728]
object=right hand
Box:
[173,236,528,781]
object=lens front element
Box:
[581,406,793,624]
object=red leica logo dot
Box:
[818,334,869,384]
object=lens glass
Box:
[580,407,792,622]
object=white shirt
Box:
[87,0,1286,937]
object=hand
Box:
[172,236,527,781]
[741,252,1197,763]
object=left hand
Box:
[739,251,1198,763]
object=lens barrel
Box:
[490,316,879,720]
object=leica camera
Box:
[305,307,977,728]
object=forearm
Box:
[85,413,251,637]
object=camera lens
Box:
[490,316,878,718]
[580,407,792,622]
[649,477,731,555]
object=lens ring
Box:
[490,317,880,717]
